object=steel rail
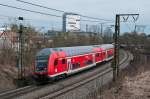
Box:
[40,51,132,99]
[0,50,131,99]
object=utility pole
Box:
[113,14,139,81]
[100,23,103,37]
[86,24,88,32]
[113,15,120,81]
[17,16,25,81]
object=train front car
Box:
[32,44,114,84]
[32,48,51,82]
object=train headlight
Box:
[44,67,47,70]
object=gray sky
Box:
[0,0,149,34]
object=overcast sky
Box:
[0,0,149,34]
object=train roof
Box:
[52,46,94,57]
[36,48,51,56]
[36,44,113,57]
[94,44,113,49]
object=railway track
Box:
[39,51,132,99]
[0,85,39,99]
[0,50,132,99]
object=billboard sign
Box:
[65,14,80,32]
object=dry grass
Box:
[83,53,150,99]
[98,55,150,99]
[0,64,17,92]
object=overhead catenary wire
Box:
[81,19,113,23]
[0,3,110,23]
[0,3,62,18]
[0,13,114,25]
[0,14,101,32]
[0,14,131,31]
[0,13,135,29]
[0,13,106,29]
[16,0,65,13]
[16,0,114,22]
[80,15,113,22]
[0,14,54,30]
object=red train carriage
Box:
[95,44,114,61]
[32,44,114,82]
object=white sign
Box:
[65,14,80,32]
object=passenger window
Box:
[72,63,80,69]
[84,60,93,65]
[54,59,58,66]
[62,59,66,64]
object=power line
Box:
[16,0,114,22]
[0,13,106,25]
[80,15,113,21]
[0,3,62,18]
[16,0,65,13]
[0,3,107,23]
[0,3,115,25]
[81,19,108,23]
[0,13,132,25]
[81,19,114,23]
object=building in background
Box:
[0,27,18,50]
[63,13,80,32]
[103,27,113,43]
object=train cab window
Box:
[54,59,58,66]
[96,53,99,57]
[62,59,66,64]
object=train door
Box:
[67,58,72,72]
[93,54,95,63]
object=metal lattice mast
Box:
[113,14,139,81]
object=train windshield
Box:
[36,56,49,67]
[35,48,51,71]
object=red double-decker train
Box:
[32,44,114,82]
